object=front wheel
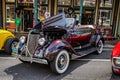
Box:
[4,38,19,54]
[96,40,103,54]
[50,50,70,74]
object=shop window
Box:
[74,0,80,6]
[98,10,112,27]
[18,0,34,3]
[6,4,15,25]
[58,0,71,5]
[39,0,48,4]
[83,0,96,7]
[38,0,48,21]
[38,6,48,21]
[100,0,112,8]
[6,0,15,2]
[57,7,68,14]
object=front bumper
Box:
[112,57,120,74]
[12,43,48,65]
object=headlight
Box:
[38,38,45,46]
[19,36,26,43]
[113,57,120,67]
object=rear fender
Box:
[0,35,15,50]
[45,40,75,61]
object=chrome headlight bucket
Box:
[19,36,26,44]
[112,57,120,68]
[38,38,46,46]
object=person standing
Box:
[15,14,22,32]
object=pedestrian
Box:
[15,14,21,32]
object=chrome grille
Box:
[27,34,40,54]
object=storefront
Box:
[0,0,2,28]
[17,0,34,31]
[0,0,120,37]
[1,0,16,31]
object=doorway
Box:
[23,10,33,31]
[82,9,95,25]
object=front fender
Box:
[45,40,75,61]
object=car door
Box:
[69,26,92,47]
[78,27,92,45]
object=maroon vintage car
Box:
[111,41,120,74]
[12,13,104,74]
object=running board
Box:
[72,47,96,59]
[74,43,91,49]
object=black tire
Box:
[50,50,70,74]
[96,40,103,54]
[4,38,19,54]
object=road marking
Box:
[103,48,112,51]
[72,59,110,62]
[0,57,16,60]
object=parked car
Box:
[111,41,120,74]
[12,13,104,74]
[0,29,18,54]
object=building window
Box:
[83,0,96,7]
[6,4,15,25]
[100,0,112,8]
[98,10,112,27]
[6,0,15,2]
[58,0,71,5]
[39,0,48,4]
[74,0,80,6]
[18,0,34,3]
[38,0,48,21]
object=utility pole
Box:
[33,0,38,26]
[79,0,83,25]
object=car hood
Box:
[112,42,120,57]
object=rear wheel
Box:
[4,38,19,54]
[50,50,70,74]
[96,40,103,54]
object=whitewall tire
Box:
[96,40,103,54]
[50,50,70,74]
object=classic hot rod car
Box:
[12,13,104,74]
[0,29,18,54]
[111,41,120,74]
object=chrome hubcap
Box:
[58,54,67,70]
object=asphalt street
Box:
[0,40,120,80]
